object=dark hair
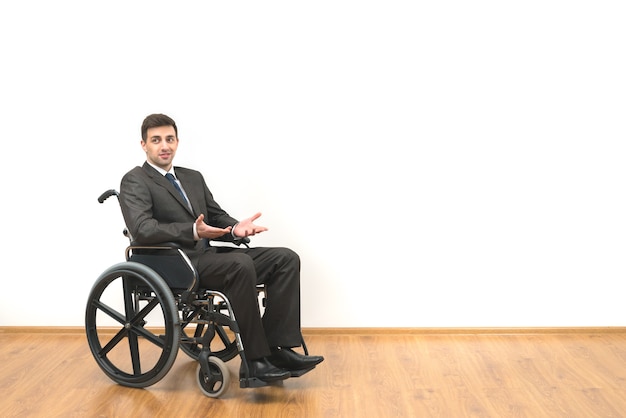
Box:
[141,113,178,141]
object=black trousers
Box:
[196,246,302,360]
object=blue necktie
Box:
[165,173,189,207]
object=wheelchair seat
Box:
[127,243,197,291]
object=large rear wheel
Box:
[85,262,180,388]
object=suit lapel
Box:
[142,163,195,215]
[173,169,198,216]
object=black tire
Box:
[196,357,230,398]
[85,262,180,388]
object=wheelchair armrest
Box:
[211,234,251,247]
[234,237,251,247]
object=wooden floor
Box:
[1,328,626,417]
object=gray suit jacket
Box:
[119,162,238,262]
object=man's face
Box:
[142,125,178,171]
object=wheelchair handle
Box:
[98,189,119,203]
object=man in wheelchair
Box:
[119,113,323,384]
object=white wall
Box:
[1,1,624,327]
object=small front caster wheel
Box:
[197,356,230,398]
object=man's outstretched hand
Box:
[234,212,268,237]
[195,214,232,239]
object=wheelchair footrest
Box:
[239,377,269,389]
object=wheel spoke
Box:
[216,325,231,346]
[91,299,126,325]
[203,373,221,390]
[193,322,205,338]
[131,323,166,348]
[99,327,129,356]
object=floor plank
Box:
[1,332,625,417]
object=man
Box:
[119,113,323,385]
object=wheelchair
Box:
[85,189,309,398]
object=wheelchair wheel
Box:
[85,261,180,388]
[196,356,230,398]
[179,302,239,363]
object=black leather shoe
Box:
[268,347,324,371]
[240,357,291,382]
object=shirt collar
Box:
[146,161,176,178]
